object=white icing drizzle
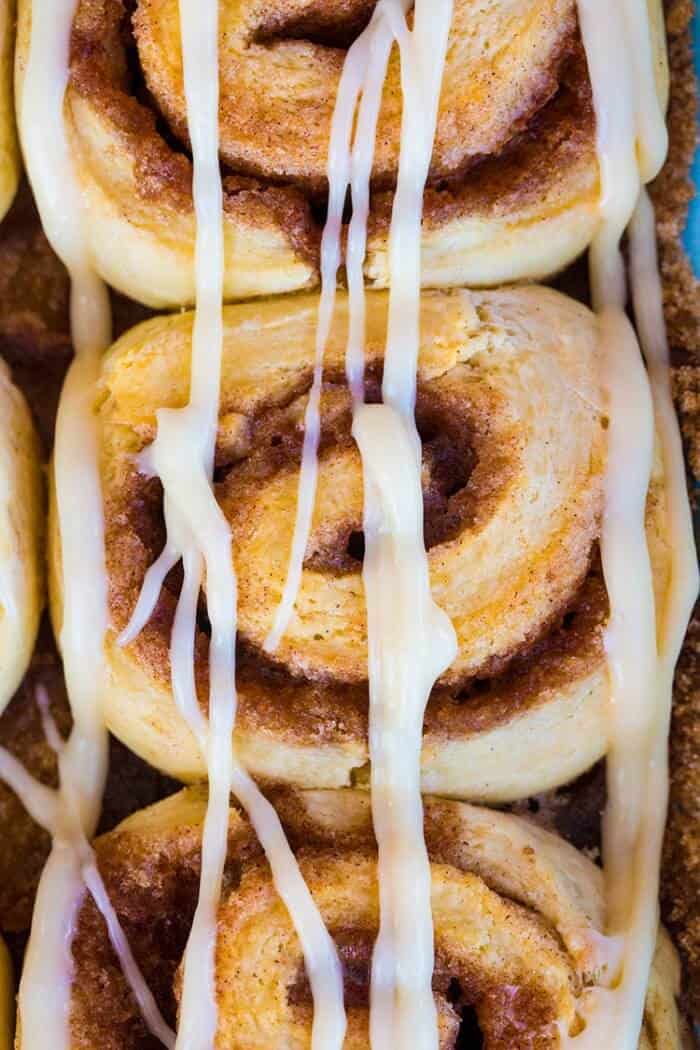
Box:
[629,188,699,670]
[264,2,402,650]
[118,2,345,1047]
[620,0,668,183]
[344,13,398,401]
[564,2,697,1045]
[356,7,455,1047]
[354,405,456,1050]
[271,0,455,1044]
[11,2,172,1047]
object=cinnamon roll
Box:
[0,0,17,223]
[15,0,667,308]
[0,360,42,712]
[49,285,670,800]
[55,785,686,1048]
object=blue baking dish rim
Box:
[683,7,700,274]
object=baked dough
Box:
[0,360,42,713]
[49,286,670,800]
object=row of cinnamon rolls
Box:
[0,0,692,1047]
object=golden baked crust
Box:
[61,787,686,1049]
[0,356,42,712]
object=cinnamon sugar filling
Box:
[287,926,561,1048]
[104,366,605,753]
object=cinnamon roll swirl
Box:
[49,285,670,800]
[55,785,686,1048]
[15,0,667,308]
[0,360,42,712]
[0,0,17,222]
